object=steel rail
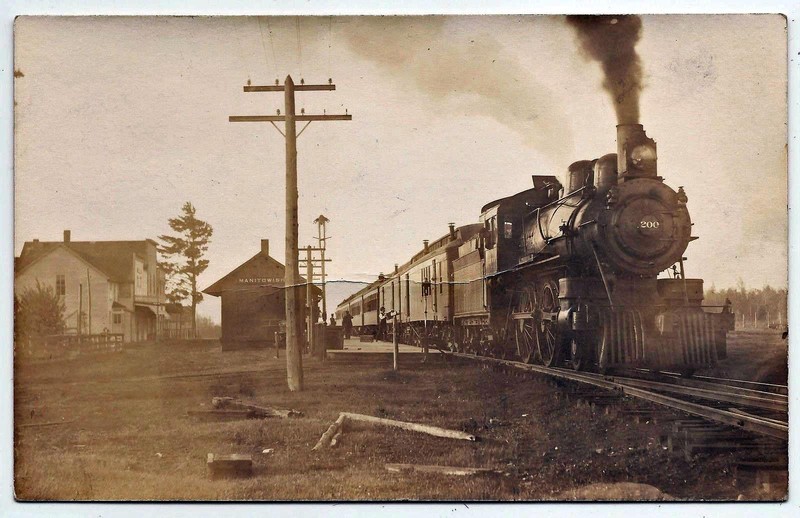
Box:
[451,352,788,441]
[607,376,788,414]
[626,368,789,400]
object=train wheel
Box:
[537,280,564,368]
[516,319,537,363]
[570,338,585,371]
[538,321,564,367]
[514,287,537,363]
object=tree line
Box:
[705,282,787,329]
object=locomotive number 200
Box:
[638,220,660,229]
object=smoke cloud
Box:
[341,17,574,164]
[566,15,643,124]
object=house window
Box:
[56,275,66,296]
[113,313,123,324]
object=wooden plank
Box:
[385,463,498,476]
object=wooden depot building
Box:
[203,239,320,351]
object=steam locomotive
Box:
[336,124,734,374]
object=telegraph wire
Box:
[265,17,279,80]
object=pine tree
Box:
[158,202,213,339]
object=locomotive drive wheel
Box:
[570,338,586,371]
[537,280,564,368]
[514,287,537,364]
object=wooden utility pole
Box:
[306,245,314,354]
[230,76,351,392]
[78,283,83,336]
[86,268,92,335]
[314,214,330,324]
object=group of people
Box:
[329,310,354,339]
[326,306,395,341]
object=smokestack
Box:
[448,223,456,240]
[423,240,430,253]
[617,124,657,179]
[63,230,71,243]
[261,239,269,257]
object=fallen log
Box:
[385,463,499,476]
[188,409,253,421]
[211,397,303,418]
[312,413,347,451]
[340,412,477,442]
[312,412,477,450]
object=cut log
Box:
[385,463,498,476]
[207,453,253,479]
[211,397,303,418]
[340,412,477,442]
[312,413,347,451]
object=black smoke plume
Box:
[566,15,643,124]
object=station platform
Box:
[325,337,439,364]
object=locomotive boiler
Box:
[498,124,731,374]
[337,124,734,375]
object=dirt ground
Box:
[697,329,788,385]
[13,331,787,501]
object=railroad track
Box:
[449,351,788,442]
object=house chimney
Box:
[63,230,71,243]
[448,223,456,240]
[394,264,399,274]
[261,239,269,257]
[423,239,430,253]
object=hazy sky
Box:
[14,15,787,320]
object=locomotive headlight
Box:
[629,144,656,171]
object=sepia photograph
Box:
[9,8,791,505]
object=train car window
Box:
[504,221,513,239]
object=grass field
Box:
[13,331,787,501]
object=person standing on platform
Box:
[378,307,388,341]
[342,310,353,339]
[329,314,337,326]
